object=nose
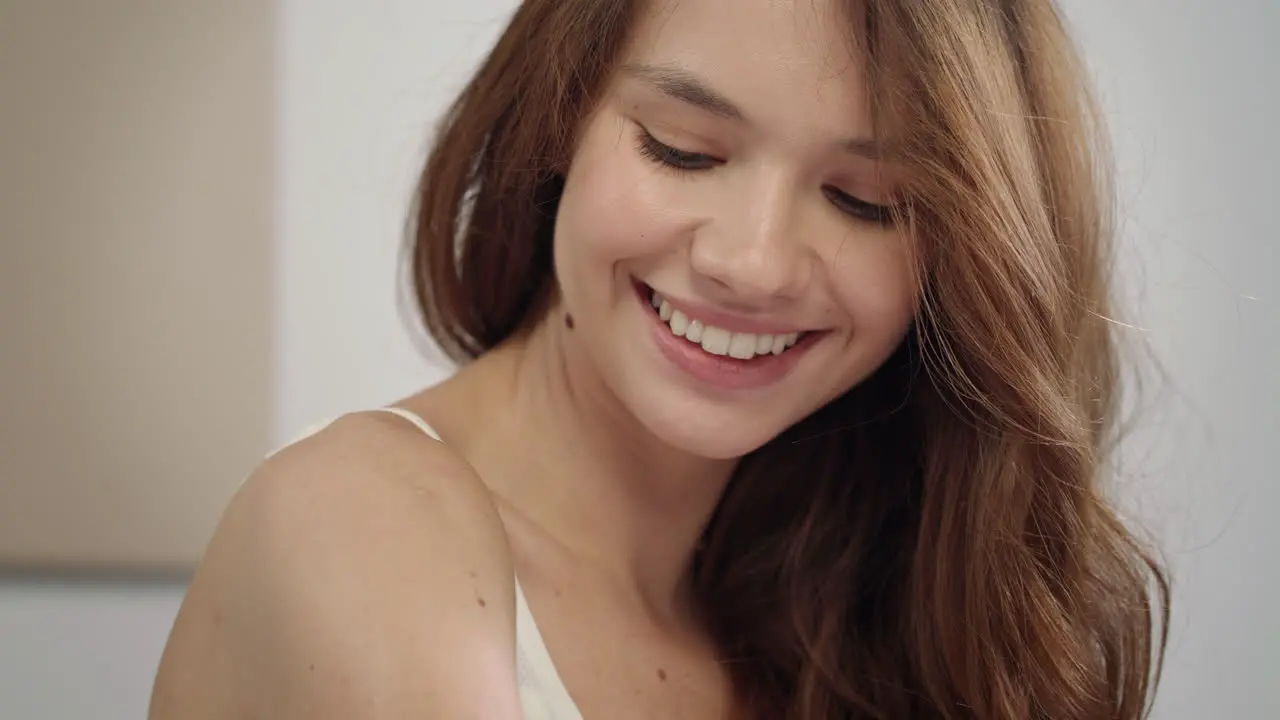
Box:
[688,172,811,305]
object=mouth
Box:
[632,281,824,391]
[642,285,814,360]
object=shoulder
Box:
[150,411,523,719]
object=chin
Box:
[629,391,799,461]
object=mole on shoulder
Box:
[656,668,668,682]
[564,313,575,330]
[477,596,487,608]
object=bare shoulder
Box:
[150,411,522,719]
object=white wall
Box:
[273,0,515,443]
[0,579,186,720]
[1062,1,1279,717]
[1,1,1274,718]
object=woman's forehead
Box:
[619,0,876,138]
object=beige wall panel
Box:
[0,1,274,571]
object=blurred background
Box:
[0,1,1275,718]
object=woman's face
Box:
[552,0,916,459]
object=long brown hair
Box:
[405,1,1169,717]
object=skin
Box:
[149,0,915,717]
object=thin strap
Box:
[368,406,443,442]
[265,407,443,461]
[371,409,578,714]
[513,575,584,720]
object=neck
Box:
[444,308,736,620]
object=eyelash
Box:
[635,128,896,226]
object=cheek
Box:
[829,240,918,339]
[555,115,689,271]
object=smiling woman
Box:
[152,1,1169,718]
[542,22,918,460]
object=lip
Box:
[635,282,823,391]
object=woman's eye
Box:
[636,129,720,171]
[823,186,895,226]
[636,127,894,227]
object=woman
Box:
[152,0,1168,717]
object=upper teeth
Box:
[650,291,801,360]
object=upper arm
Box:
[150,414,524,719]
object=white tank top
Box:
[279,407,584,720]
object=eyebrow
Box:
[619,62,885,160]
[620,62,744,120]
